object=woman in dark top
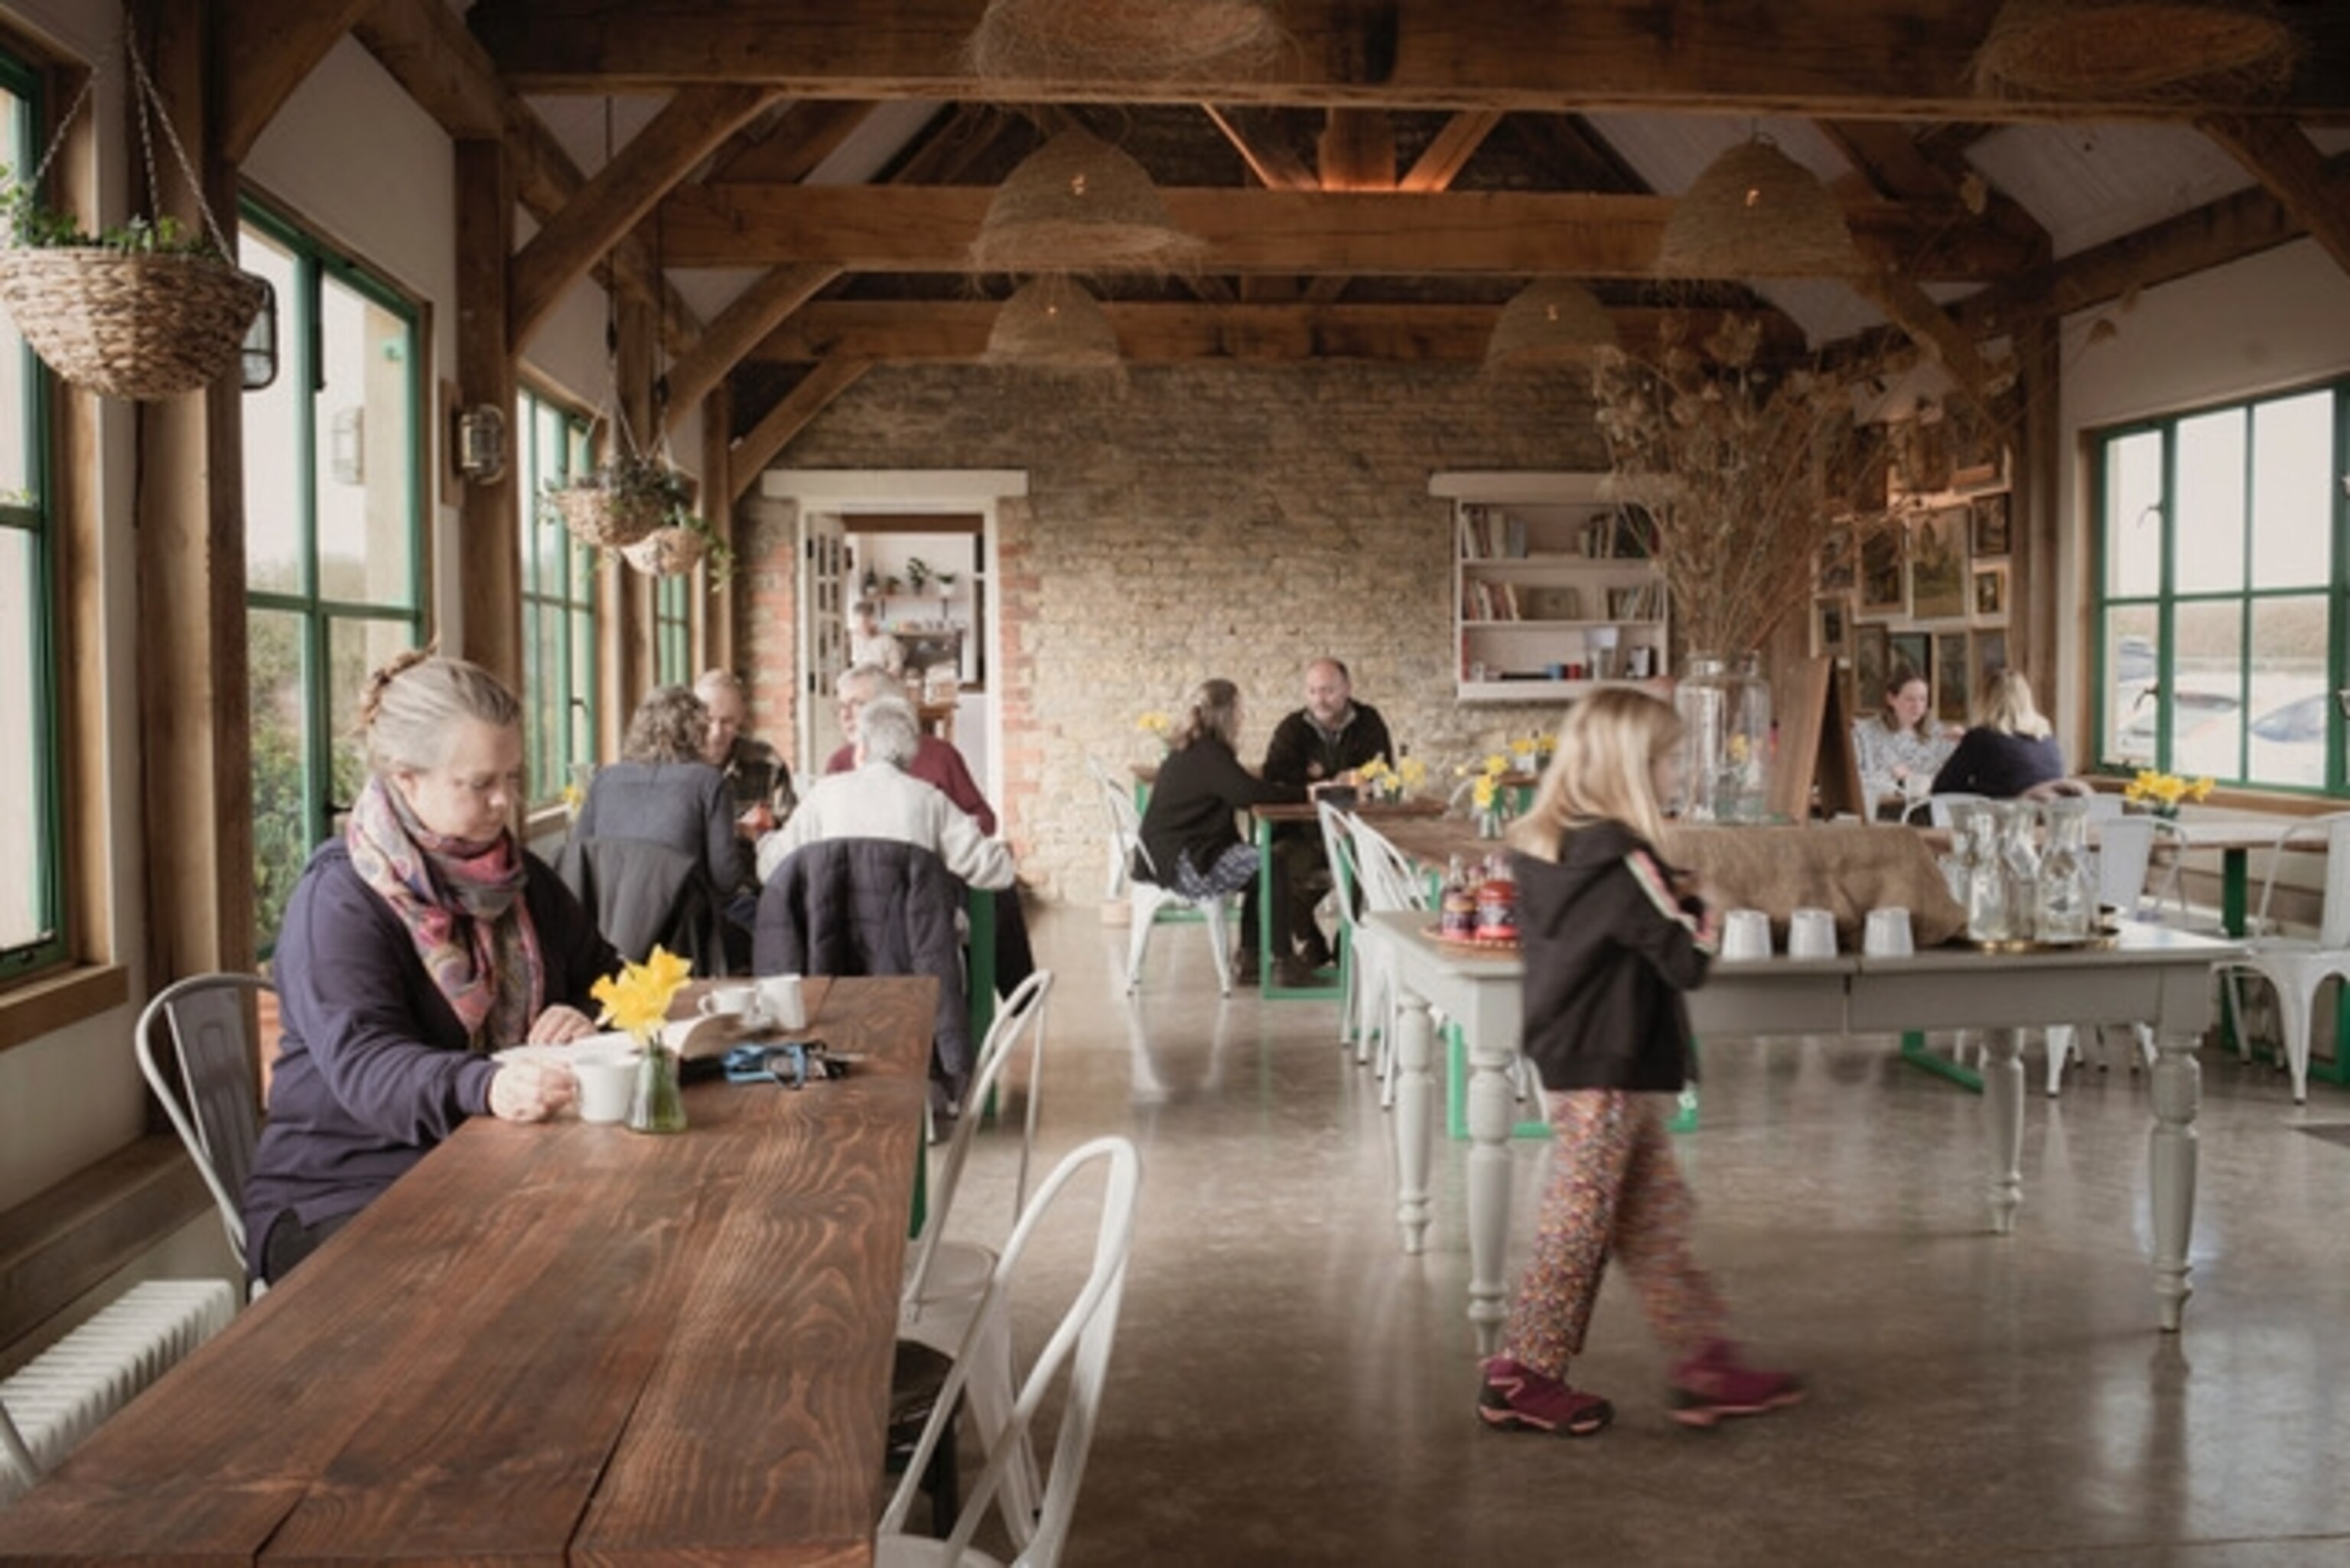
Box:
[243,652,618,1287]
[572,684,746,898]
[1931,668,2065,799]
[1137,678,1309,984]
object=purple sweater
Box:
[242,841,617,1253]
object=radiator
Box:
[0,1278,236,1504]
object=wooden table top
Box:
[1252,796,1447,825]
[0,975,934,1568]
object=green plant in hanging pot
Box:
[541,449,695,551]
[620,505,734,587]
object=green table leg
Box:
[1899,1028,1984,1093]
[2219,848,2247,1057]
[910,1126,927,1239]
[1668,1036,1701,1132]
[1256,813,1343,1000]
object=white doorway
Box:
[798,508,851,768]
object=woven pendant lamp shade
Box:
[1486,279,1619,369]
[965,0,1281,83]
[1655,139,1858,281]
[985,277,1122,369]
[1974,0,2297,97]
[970,128,1203,275]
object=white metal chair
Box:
[1087,762,1234,995]
[1346,816,1444,1104]
[133,973,272,1294]
[877,1135,1142,1568]
[1082,756,1136,903]
[2043,815,2162,1095]
[1315,800,1375,1052]
[2216,813,2350,1103]
[902,970,1055,1532]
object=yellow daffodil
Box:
[1135,711,1171,736]
[1483,753,1509,776]
[2124,769,2214,816]
[591,945,695,1040]
[560,782,583,815]
[1398,756,1428,791]
[1473,776,1498,812]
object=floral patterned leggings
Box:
[1500,1088,1730,1380]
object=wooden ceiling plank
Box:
[1202,105,1317,190]
[2198,114,2350,278]
[1399,109,1505,194]
[511,84,780,350]
[705,98,877,184]
[464,0,2350,121]
[1849,262,1992,408]
[1509,114,1650,194]
[662,264,840,431]
[656,184,2033,280]
[730,356,873,501]
[1318,108,1397,191]
[216,0,377,162]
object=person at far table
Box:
[1261,657,1393,984]
[849,597,906,678]
[762,697,1013,893]
[243,651,617,1290]
[695,668,795,931]
[1930,667,2065,799]
[1851,662,1959,820]
[1141,677,1316,987]
[826,663,994,833]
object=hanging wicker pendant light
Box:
[985,276,1122,369]
[1485,279,1619,369]
[971,128,1203,276]
[1974,0,2297,98]
[1655,138,1858,281]
[965,0,1281,83]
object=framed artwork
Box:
[1975,628,2009,690]
[1909,506,1969,621]
[1854,623,1891,709]
[1889,629,1932,690]
[1860,528,1906,616]
[1817,525,1856,592]
[1813,595,1850,659]
[1936,632,1971,725]
[1973,564,2007,620]
[1970,492,2012,558]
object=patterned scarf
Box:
[345,776,544,1052]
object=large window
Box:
[2093,379,2347,794]
[653,572,690,686]
[242,204,424,952]
[519,388,599,805]
[0,52,60,981]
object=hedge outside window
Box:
[520,388,600,805]
[2093,379,2345,795]
[241,204,424,955]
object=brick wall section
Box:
[749,361,1612,904]
[735,498,802,780]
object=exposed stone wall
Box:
[747,360,1611,903]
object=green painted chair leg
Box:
[1899,1028,1984,1093]
[1668,1036,1701,1133]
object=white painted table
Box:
[1353,912,2244,1348]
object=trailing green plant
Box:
[541,451,732,584]
[0,170,228,260]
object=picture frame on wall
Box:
[1814,596,1850,659]
[1936,632,1971,725]
[1970,492,2012,558]
[1975,628,2009,690]
[1889,629,1931,691]
[1909,506,1969,621]
[1973,564,2007,620]
[1860,528,1906,616]
[1817,525,1857,592]
[1854,623,1891,708]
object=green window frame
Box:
[0,50,63,982]
[2091,376,2348,796]
[241,200,425,955]
[520,386,601,805]
[653,571,690,686]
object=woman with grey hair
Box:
[242,650,617,1288]
[571,685,746,901]
[760,695,1012,891]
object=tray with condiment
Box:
[1949,917,2121,955]
[1424,924,1521,955]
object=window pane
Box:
[2245,597,2330,790]
[0,76,31,503]
[2104,431,2164,598]
[568,601,597,771]
[527,599,561,800]
[241,229,304,594]
[0,525,48,950]
[2100,603,2160,769]
[327,617,417,814]
[314,273,413,607]
[2170,598,2245,781]
[249,607,314,949]
[2173,408,2245,595]
[2250,391,2332,591]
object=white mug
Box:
[758,974,807,1032]
[1720,909,1772,962]
[571,1042,640,1124]
[698,985,762,1023]
[1787,907,1838,959]
[1864,907,1915,958]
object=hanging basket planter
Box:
[549,482,666,550]
[0,246,267,401]
[621,524,710,577]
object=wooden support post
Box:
[701,381,734,678]
[454,137,519,690]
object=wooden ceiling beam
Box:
[2197,115,2350,278]
[1848,264,1993,410]
[662,264,839,432]
[657,184,2032,279]
[216,0,376,162]
[1318,109,1396,191]
[741,299,1805,364]
[730,356,872,501]
[510,84,781,350]
[1400,109,1505,194]
[705,97,877,184]
[465,0,2350,121]
[353,0,503,140]
[1203,105,1316,190]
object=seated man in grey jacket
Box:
[759,696,1013,893]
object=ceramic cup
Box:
[1787,907,1838,959]
[1721,908,1772,961]
[1863,906,1915,958]
[571,1043,640,1124]
[698,984,762,1023]
[757,973,808,1032]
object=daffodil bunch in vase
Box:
[591,945,694,1134]
[1461,753,1512,838]
[1356,756,1400,803]
[2123,769,2214,820]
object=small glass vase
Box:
[1673,652,1772,822]
[629,1039,687,1134]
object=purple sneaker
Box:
[1479,1357,1613,1436]
[1668,1340,1805,1428]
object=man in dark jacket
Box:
[1261,658,1393,984]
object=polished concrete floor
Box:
[937,905,2350,1566]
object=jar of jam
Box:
[1475,865,1518,943]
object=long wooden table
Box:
[0,975,933,1568]
[1250,797,1445,1000]
[1354,911,2243,1350]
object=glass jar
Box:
[2034,799,2096,942]
[1673,652,1772,822]
[1673,653,1731,821]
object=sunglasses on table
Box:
[721,1040,845,1088]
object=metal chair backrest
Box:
[1085,756,1154,877]
[2093,816,2159,916]
[903,969,1055,1315]
[2249,812,2350,950]
[133,974,272,1272]
[1315,800,1362,940]
[877,1135,1142,1568]
[1348,816,1429,913]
